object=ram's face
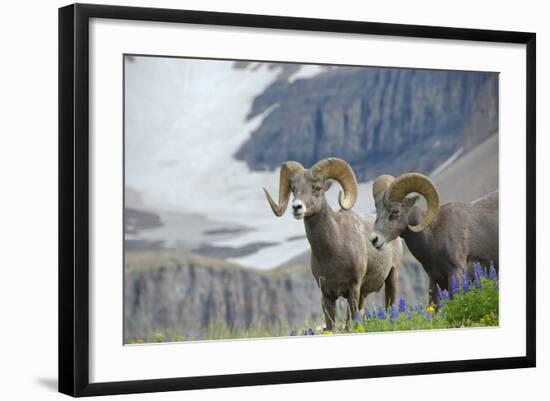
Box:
[290,171,330,220]
[370,193,416,249]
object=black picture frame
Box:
[58,3,536,397]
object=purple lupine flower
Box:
[398,294,407,312]
[376,306,386,320]
[365,307,374,319]
[438,288,450,301]
[473,264,483,289]
[416,304,424,314]
[405,310,413,320]
[438,288,450,309]
[425,312,433,321]
[390,305,399,321]
[474,275,482,289]
[450,275,460,297]
[463,270,471,293]
[302,329,307,336]
[473,262,486,284]
[308,328,315,335]
[290,330,296,336]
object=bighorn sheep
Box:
[369,172,498,303]
[264,158,403,331]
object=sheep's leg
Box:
[428,278,439,305]
[345,303,351,329]
[321,293,336,332]
[358,285,368,311]
[384,266,398,308]
[345,286,361,330]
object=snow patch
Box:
[287,64,325,83]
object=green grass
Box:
[124,249,249,274]
[126,265,499,344]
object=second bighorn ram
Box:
[369,172,498,303]
[264,158,403,330]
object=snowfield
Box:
[125,56,356,269]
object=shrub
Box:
[442,275,499,327]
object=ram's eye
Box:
[313,185,323,192]
[389,210,400,219]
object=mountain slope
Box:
[236,67,498,182]
[433,133,498,204]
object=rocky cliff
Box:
[124,248,428,340]
[124,251,323,340]
[235,67,498,181]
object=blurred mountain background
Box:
[124,57,498,341]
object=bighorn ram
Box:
[264,158,403,330]
[369,172,498,303]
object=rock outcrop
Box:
[124,251,323,340]
[235,67,498,181]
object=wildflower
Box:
[438,288,450,301]
[463,270,471,293]
[398,294,407,312]
[478,262,488,278]
[450,275,459,297]
[302,329,308,336]
[308,328,315,335]
[376,306,387,320]
[322,331,333,335]
[365,307,374,319]
[390,305,399,321]
[416,304,424,315]
[425,312,433,321]
[474,275,482,289]
[289,330,296,336]
[437,288,449,309]
[426,305,436,315]
[405,310,413,320]
[473,265,482,289]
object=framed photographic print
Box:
[58,3,536,397]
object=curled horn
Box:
[372,175,395,201]
[263,161,304,216]
[311,158,358,210]
[385,172,440,232]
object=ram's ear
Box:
[323,179,334,192]
[403,194,420,208]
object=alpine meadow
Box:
[123,56,499,343]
